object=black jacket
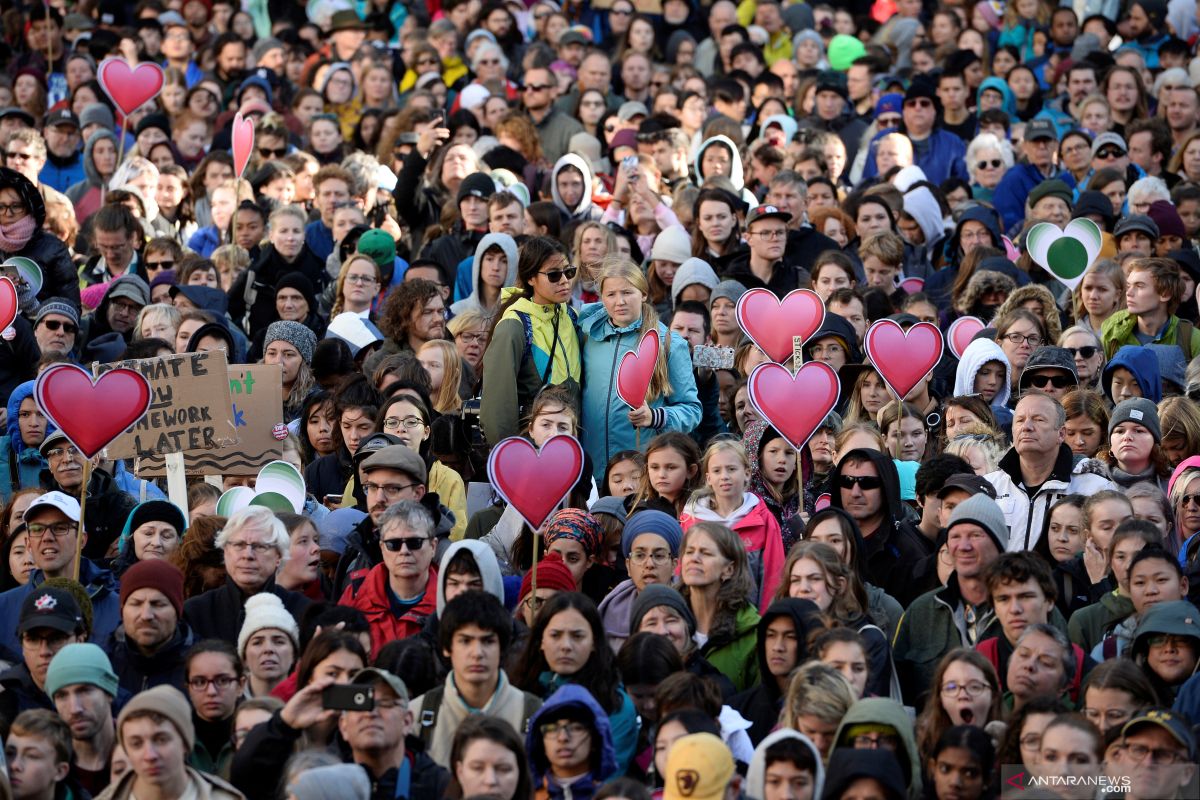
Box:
[784,226,840,273]
[720,253,812,297]
[0,317,39,402]
[231,709,449,800]
[183,576,312,643]
[689,368,728,450]
[41,465,137,561]
[421,226,483,280]
[393,149,447,254]
[104,621,196,696]
[20,231,80,308]
[228,243,328,338]
[829,448,934,607]
[0,661,52,727]
[305,447,354,508]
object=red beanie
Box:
[518,552,578,601]
[120,559,185,618]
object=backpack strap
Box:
[417,684,445,748]
[520,692,540,735]
[1179,319,1194,362]
[1102,635,1117,660]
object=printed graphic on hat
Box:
[34,593,56,611]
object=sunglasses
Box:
[1096,147,1125,159]
[837,474,882,491]
[610,7,633,14]
[39,319,77,334]
[878,116,901,128]
[259,146,287,158]
[523,83,555,92]
[382,536,429,552]
[540,266,578,283]
[1027,373,1075,389]
[905,98,933,109]
[976,159,1003,170]
[1065,345,1099,359]
[146,259,174,271]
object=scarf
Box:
[0,216,35,252]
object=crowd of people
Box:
[0,0,1197,799]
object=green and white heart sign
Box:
[1025,217,1103,291]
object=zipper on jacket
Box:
[605,329,623,459]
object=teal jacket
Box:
[578,303,701,482]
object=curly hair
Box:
[170,514,228,598]
[379,278,442,344]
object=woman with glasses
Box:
[329,252,382,321]
[965,132,1011,203]
[1058,130,1094,185]
[574,89,607,141]
[1081,659,1161,736]
[1169,459,1200,563]
[993,309,1047,398]
[0,168,77,306]
[184,640,247,777]
[916,649,1002,765]
[374,393,467,541]
[996,695,1070,773]
[480,237,581,445]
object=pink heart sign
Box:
[232,112,255,179]
[735,288,825,364]
[96,58,165,117]
[616,329,660,410]
[35,364,152,459]
[487,435,585,530]
[747,361,840,451]
[947,316,985,360]
[0,277,18,333]
[898,277,925,294]
[814,493,831,512]
[864,320,943,400]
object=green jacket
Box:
[833,698,923,799]
[479,292,581,445]
[701,604,761,693]
[1067,590,1134,654]
[892,574,999,707]
[1100,310,1199,360]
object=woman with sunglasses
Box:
[1058,326,1106,389]
[480,236,582,445]
[965,132,1011,203]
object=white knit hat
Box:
[237,593,300,659]
[649,225,692,265]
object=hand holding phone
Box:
[322,683,375,712]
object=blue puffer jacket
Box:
[0,559,120,661]
[527,683,621,794]
[0,381,51,501]
[579,303,701,483]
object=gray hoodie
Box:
[550,153,602,222]
[435,539,505,617]
[745,730,825,800]
[450,233,518,317]
[66,129,118,203]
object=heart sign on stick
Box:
[232,112,255,179]
[864,320,944,400]
[217,460,307,516]
[736,288,825,364]
[747,361,840,451]
[1025,218,1103,291]
[487,435,585,531]
[35,364,151,458]
[947,316,985,360]
[0,277,18,333]
[96,58,164,117]
[616,329,660,410]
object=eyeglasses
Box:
[46,446,81,460]
[540,721,590,738]
[259,146,287,158]
[523,83,554,92]
[382,536,430,552]
[852,733,899,750]
[39,319,77,334]
[976,159,1003,170]
[533,12,551,20]
[1095,147,1125,159]
[345,274,379,285]
[1065,345,1098,359]
[1020,734,1042,750]
[22,631,70,649]
[27,522,76,540]
[225,540,275,555]
[0,203,26,217]
[837,474,882,491]
[1146,634,1189,648]
[610,7,633,15]
[1122,742,1187,765]
[384,415,426,431]
[539,266,577,283]
[146,259,175,271]
[458,331,488,345]
[629,550,672,564]
[904,98,933,109]
[363,481,419,498]
[750,229,786,240]
[940,680,989,697]
[1027,373,1075,389]
[187,675,240,691]
[1002,332,1043,347]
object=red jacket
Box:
[681,494,785,612]
[338,563,439,659]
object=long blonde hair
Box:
[595,256,672,402]
[419,339,464,414]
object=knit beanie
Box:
[290,764,372,800]
[1147,200,1186,240]
[126,500,187,538]
[946,493,1009,552]
[710,279,747,308]
[237,593,301,659]
[827,34,866,71]
[35,298,79,327]
[1109,397,1162,443]
[45,643,119,698]
[649,225,692,265]
[630,583,697,636]
[118,685,195,750]
[518,552,577,601]
[265,320,317,363]
[119,559,185,618]
[621,510,684,558]
[275,271,318,312]
[456,172,496,206]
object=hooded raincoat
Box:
[833,698,923,798]
[550,154,603,223]
[526,684,619,798]
[0,380,51,500]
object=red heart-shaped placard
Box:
[0,277,18,333]
[898,277,925,294]
[947,316,985,360]
[864,320,943,400]
[35,364,151,458]
[814,493,831,512]
[487,435,585,530]
[736,288,825,364]
[97,58,164,117]
[616,329,660,410]
[232,112,255,179]
[747,361,840,451]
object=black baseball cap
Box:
[936,472,998,500]
[19,586,84,635]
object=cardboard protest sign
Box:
[134,364,284,476]
[99,351,236,460]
